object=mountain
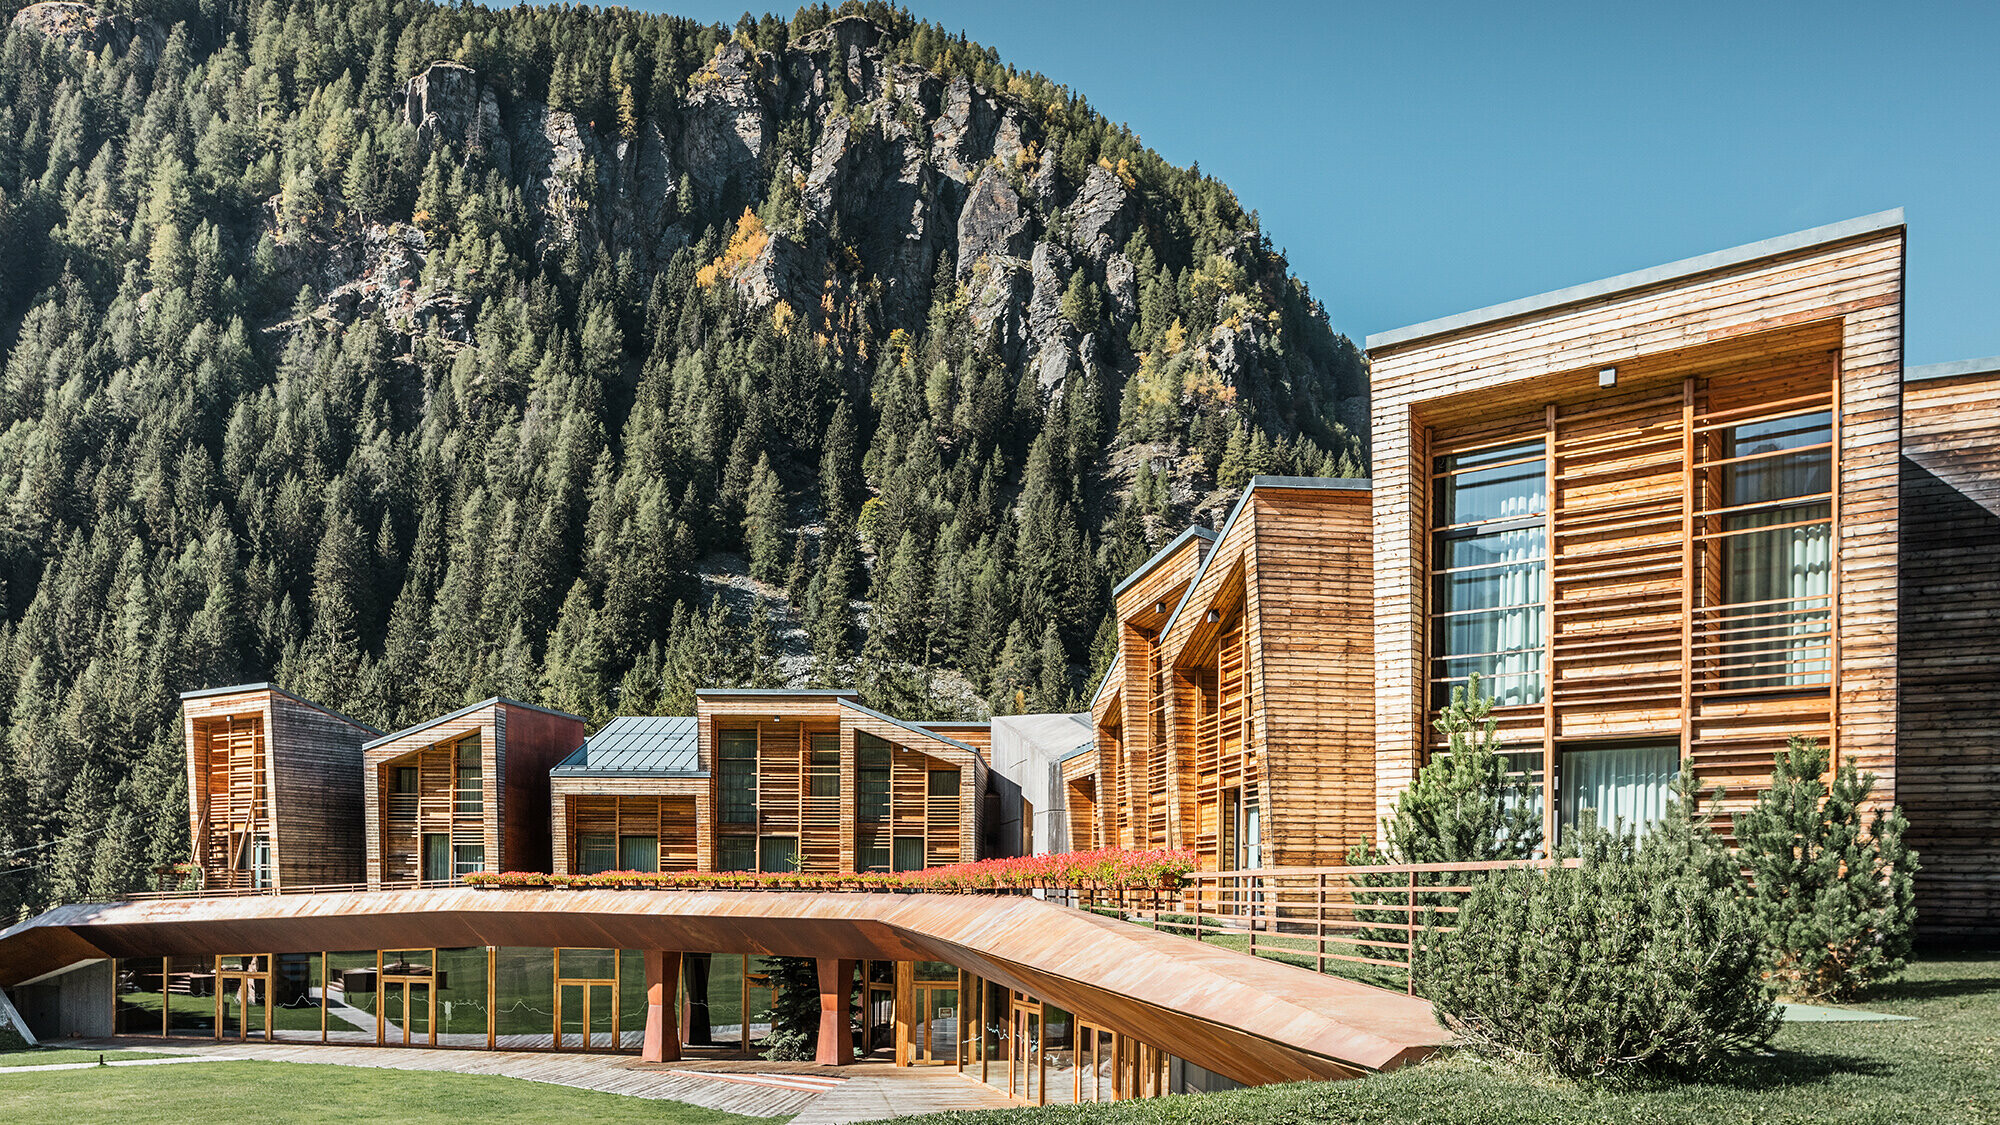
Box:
[0,0,1366,913]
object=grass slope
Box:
[880,954,2000,1125]
[0,1059,782,1125]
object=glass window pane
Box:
[857,734,891,824]
[436,947,490,1047]
[716,835,756,872]
[927,769,960,798]
[619,835,659,873]
[167,956,216,1037]
[719,730,758,824]
[893,837,925,872]
[493,948,556,1050]
[325,952,378,1044]
[454,844,486,877]
[1560,745,1678,832]
[273,953,319,1042]
[455,735,483,815]
[423,834,450,881]
[116,957,166,1036]
[558,947,617,981]
[578,834,616,875]
[858,833,889,872]
[1433,442,1546,526]
[759,835,799,873]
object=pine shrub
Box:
[760,955,823,1062]
[1734,737,1919,1002]
[1417,775,1779,1081]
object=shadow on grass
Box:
[1699,1048,1898,1091]
[1858,973,2000,1005]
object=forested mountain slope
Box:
[0,0,1365,912]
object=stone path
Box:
[47,1038,1021,1122]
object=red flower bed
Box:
[460,847,1194,893]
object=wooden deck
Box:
[50,1038,1018,1122]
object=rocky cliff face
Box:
[9,1,163,60]
[296,16,1366,438]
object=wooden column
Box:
[814,957,855,1066]
[643,950,682,1063]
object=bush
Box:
[1377,674,1542,865]
[1417,775,1779,1081]
[761,956,821,1061]
[1735,736,1919,1002]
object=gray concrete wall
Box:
[987,714,1092,855]
[15,960,113,1040]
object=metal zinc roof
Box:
[551,715,703,776]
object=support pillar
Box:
[642,951,682,1063]
[814,958,856,1066]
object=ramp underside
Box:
[0,888,1446,1084]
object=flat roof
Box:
[551,715,703,777]
[178,682,381,736]
[696,688,861,698]
[1366,208,1907,354]
[1907,355,2000,383]
[363,697,585,751]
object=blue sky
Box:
[618,1,1997,365]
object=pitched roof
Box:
[1110,524,1217,598]
[550,715,703,777]
[839,699,981,756]
[178,682,382,736]
[362,697,585,751]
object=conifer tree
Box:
[743,453,788,584]
[1734,737,1918,1001]
[1378,675,1543,864]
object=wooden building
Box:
[180,684,381,890]
[549,690,987,876]
[1085,477,1377,869]
[1365,210,1907,846]
[361,698,587,886]
[1898,357,2000,938]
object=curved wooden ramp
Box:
[0,888,1447,1084]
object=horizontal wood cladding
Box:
[1245,490,1376,864]
[1372,224,1903,839]
[552,794,702,874]
[1899,370,2000,937]
[361,702,585,885]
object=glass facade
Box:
[1715,409,1833,688]
[1430,438,1548,707]
[619,835,659,873]
[1558,744,1678,832]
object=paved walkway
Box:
[0,1054,249,1074]
[49,1039,1020,1122]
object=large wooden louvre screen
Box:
[1548,384,1690,728]
[198,715,267,889]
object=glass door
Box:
[1010,995,1043,1104]
[216,956,272,1041]
[554,948,619,1052]
[911,982,958,1065]
[380,979,431,1046]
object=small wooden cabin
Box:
[1086,478,1378,869]
[361,698,587,886]
[1366,210,1906,845]
[180,684,380,890]
[550,716,710,873]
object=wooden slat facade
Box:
[1085,482,1376,868]
[361,699,587,886]
[181,686,377,890]
[1369,218,1905,846]
[1898,365,2000,938]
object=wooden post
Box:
[642,950,682,1063]
[814,958,855,1066]
[1406,869,1418,996]
[893,960,913,1066]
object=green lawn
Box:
[0,1059,783,1124]
[877,953,2000,1125]
[0,1047,182,1067]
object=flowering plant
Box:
[458,848,1194,893]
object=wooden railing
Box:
[1069,858,1577,997]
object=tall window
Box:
[718,730,757,825]
[1431,437,1548,707]
[454,736,482,816]
[422,833,450,881]
[856,735,891,824]
[577,834,616,875]
[809,734,841,797]
[619,836,658,873]
[1713,409,1833,688]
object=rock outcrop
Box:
[283,17,1364,428]
[10,2,162,60]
